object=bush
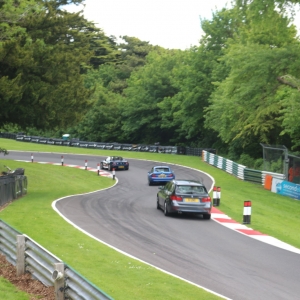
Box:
[238,154,255,168]
[253,158,264,170]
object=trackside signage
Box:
[271,178,300,200]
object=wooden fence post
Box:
[53,262,65,300]
[16,235,25,276]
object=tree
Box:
[0,0,41,42]
[121,49,180,144]
[203,0,300,155]
[0,0,115,130]
[96,36,160,94]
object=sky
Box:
[66,0,232,50]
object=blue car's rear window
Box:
[155,168,170,172]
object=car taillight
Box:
[170,195,183,201]
[167,173,174,177]
[202,196,211,202]
[151,174,157,178]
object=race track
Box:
[6,151,300,300]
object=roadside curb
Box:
[211,207,300,254]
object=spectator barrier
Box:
[0,175,27,207]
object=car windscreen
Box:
[113,157,123,161]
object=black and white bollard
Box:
[61,155,64,166]
[216,187,221,206]
[213,186,218,206]
[112,168,116,180]
[31,153,34,163]
[85,160,88,170]
[243,201,252,224]
[97,163,100,176]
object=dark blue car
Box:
[100,156,129,171]
[147,166,175,186]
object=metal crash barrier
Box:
[0,220,113,300]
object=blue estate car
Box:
[147,166,175,186]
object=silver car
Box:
[157,179,212,219]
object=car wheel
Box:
[203,214,211,220]
[126,166,129,170]
[148,180,152,186]
[156,198,160,210]
[164,201,169,216]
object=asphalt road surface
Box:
[6,151,300,300]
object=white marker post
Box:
[97,163,100,176]
[112,168,115,180]
[213,186,217,206]
[61,155,64,166]
[31,153,34,163]
[243,201,252,224]
[217,187,221,206]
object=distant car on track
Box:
[147,166,175,186]
[100,156,129,171]
[157,179,212,219]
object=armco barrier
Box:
[0,132,216,157]
[0,220,113,300]
[202,150,284,184]
[0,220,21,265]
[244,169,262,184]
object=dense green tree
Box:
[205,0,300,154]
[121,49,180,144]
[156,48,217,146]
[69,36,157,142]
[96,36,160,94]
[0,0,115,130]
[70,83,124,142]
[0,0,41,42]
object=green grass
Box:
[1,138,300,299]
[0,277,31,300]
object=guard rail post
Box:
[53,262,65,300]
[16,235,25,276]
